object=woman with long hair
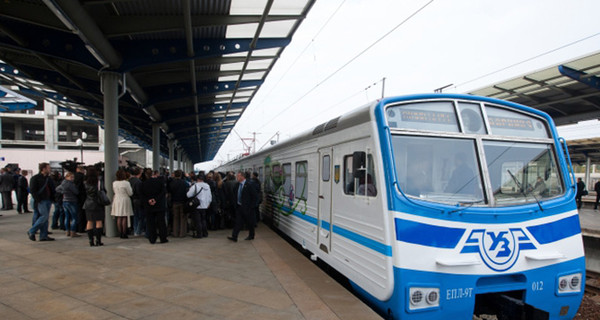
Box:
[83,167,104,246]
[111,169,133,238]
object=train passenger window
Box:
[265,166,272,192]
[322,155,330,181]
[296,161,308,200]
[283,163,292,195]
[272,165,281,193]
[344,153,377,197]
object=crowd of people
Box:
[11,161,262,246]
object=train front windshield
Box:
[386,99,565,207]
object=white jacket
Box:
[186,181,211,209]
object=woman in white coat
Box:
[111,169,134,238]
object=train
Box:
[217,93,585,319]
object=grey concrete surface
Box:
[0,209,381,320]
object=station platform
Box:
[579,207,600,238]
[0,210,381,320]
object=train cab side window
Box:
[295,161,308,200]
[344,152,377,197]
[283,163,292,195]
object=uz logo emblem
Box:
[487,231,511,258]
[461,228,536,272]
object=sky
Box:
[197,0,600,170]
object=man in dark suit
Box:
[141,170,168,244]
[228,171,258,242]
[0,167,14,210]
[16,170,31,213]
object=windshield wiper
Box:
[507,169,543,212]
[448,199,485,214]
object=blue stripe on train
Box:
[395,214,581,248]
[278,206,392,256]
[395,218,465,248]
[526,214,581,244]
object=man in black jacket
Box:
[0,167,14,210]
[17,170,31,213]
[27,163,55,241]
[228,171,258,242]
[168,170,188,237]
[141,170,168,244]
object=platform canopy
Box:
[469,51,600,126]
[0,0,315,163]
[0,84,36,112]
[469,51,600,165]
[563,138,600,165]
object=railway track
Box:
[585,270,600,296]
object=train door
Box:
[318,147,333,253]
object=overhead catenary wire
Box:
[257,0,435,131]
[454,31,600,90]
[248,0,348,120]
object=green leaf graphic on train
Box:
[264,156,307,225]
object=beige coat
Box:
[110,180,133,217]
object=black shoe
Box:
[47,231,53,235]
[87,229,95,246]
[227,236,237,242]
[244,236,254,240]
[27,231,36,241]
[94,229,103,246]
[24,211,32,213]
[39,237,55,241]
[17,211,22,214]
[159,239,169,244]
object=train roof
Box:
[224,99,377,166]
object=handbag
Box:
[185,186,203,211]
[97,188,111,206]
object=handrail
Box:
[559,137,576,189]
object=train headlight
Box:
[556,273,582,295]
[559,279,568,290]
[410,290,423,305]
[426,290,439,305]
[570,275,580,289]
[408,287,440,311]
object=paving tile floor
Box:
[0,209,381,320]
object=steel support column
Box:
[168,140,174,173]
[101,71,119,238]
[177,148,183,171]
[586,156,591,192]
[152,123,160,171]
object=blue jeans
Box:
[63,201,78,232]
[133,202,146,236]
[51,202,64,229]
[29,200,52,239]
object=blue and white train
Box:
[218,94,584,319]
